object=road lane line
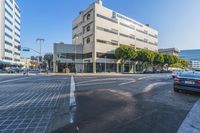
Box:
[75,81,116,87]
[119,79,136,86]
[142,82,169,93]
[178,100,200,133]
[0,77,29,84]
[69,76,76,124]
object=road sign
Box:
[23,48,30,52]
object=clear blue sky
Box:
[18,0,200,57]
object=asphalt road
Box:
[53,74,200,133]
[0,74,199,133]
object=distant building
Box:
[53,43,83,73]
[0,0,21,64]
[158,48,180,56]
[72,0,158,73]
[20,57,38,69]
[180,49,200,70]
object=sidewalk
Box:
[38,72,137,76]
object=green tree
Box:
[115,46,137,72]
[153,53,164,70]
[136,49,155,71]
[44,53,53,70]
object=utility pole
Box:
[36,38,45,72]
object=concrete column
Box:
[117,63,119,73]
[93,62,96,73]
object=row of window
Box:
[4,57,12,61]
[117,14,143,27]
[96,26,156,46]
[14,52,20,56]
[119,33,135,40]
[96,26,118,35]
[120,22,135,30]
[149,33,158,39]
[73,21,83,30]
[14,59,20,62]
[5,8,13,18]
[58,52,93,59]
[5,49,12,54]
[15,19,20,26]
[97,14,118,24]
[97,39,118,46]
[5,0,13,11]
[97,14,157,39]
[15,32,20,38]
[5,24,13,32]
[96,52,116,59]
[15,26,20,32]
[15,12,20,19]
[5,17,13,25]
[136,29,148,35]
[15,5,21,13]
[15,39,20,44]
[5,41,13,46]
[5,33,13,39]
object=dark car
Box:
[174,71,200,92]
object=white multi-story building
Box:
[159,48,180,56]
[0,0,21,64]
[72,0,158,73]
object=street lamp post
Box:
[36,38,45,72]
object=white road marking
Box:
[142,82,169,93]
[119,79,136,86]
[76,81,116,87]
[178,100,200,133]
[138,77,148,80]
[69,76,76,124]
[0,77,29,84]
[75,77,134,85]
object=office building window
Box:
[86,37,90,44]
[5,49,12,54]
[5,24,13,32]
[136,29,148,35]
[15,19,20,26]
[120,23,135,30]
[5,17,13,25]
[97,14,118,24]
[5,33,13,39]
[86,25,90,32]
[96,26,118,35]
[5,9,13,18]
[4,57,12,61]
[97,39,118,46]
[5,1,13,11]
[5,41,13,46]
[87,14,91,20]
[119,33,135,40]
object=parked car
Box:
[174,71,200,92]
[172,70,184,78]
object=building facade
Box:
[158,48,180,56]
[0,0,21,64]
[72,0,158,73]
[180,49,200,70]
[53,43,84,73]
